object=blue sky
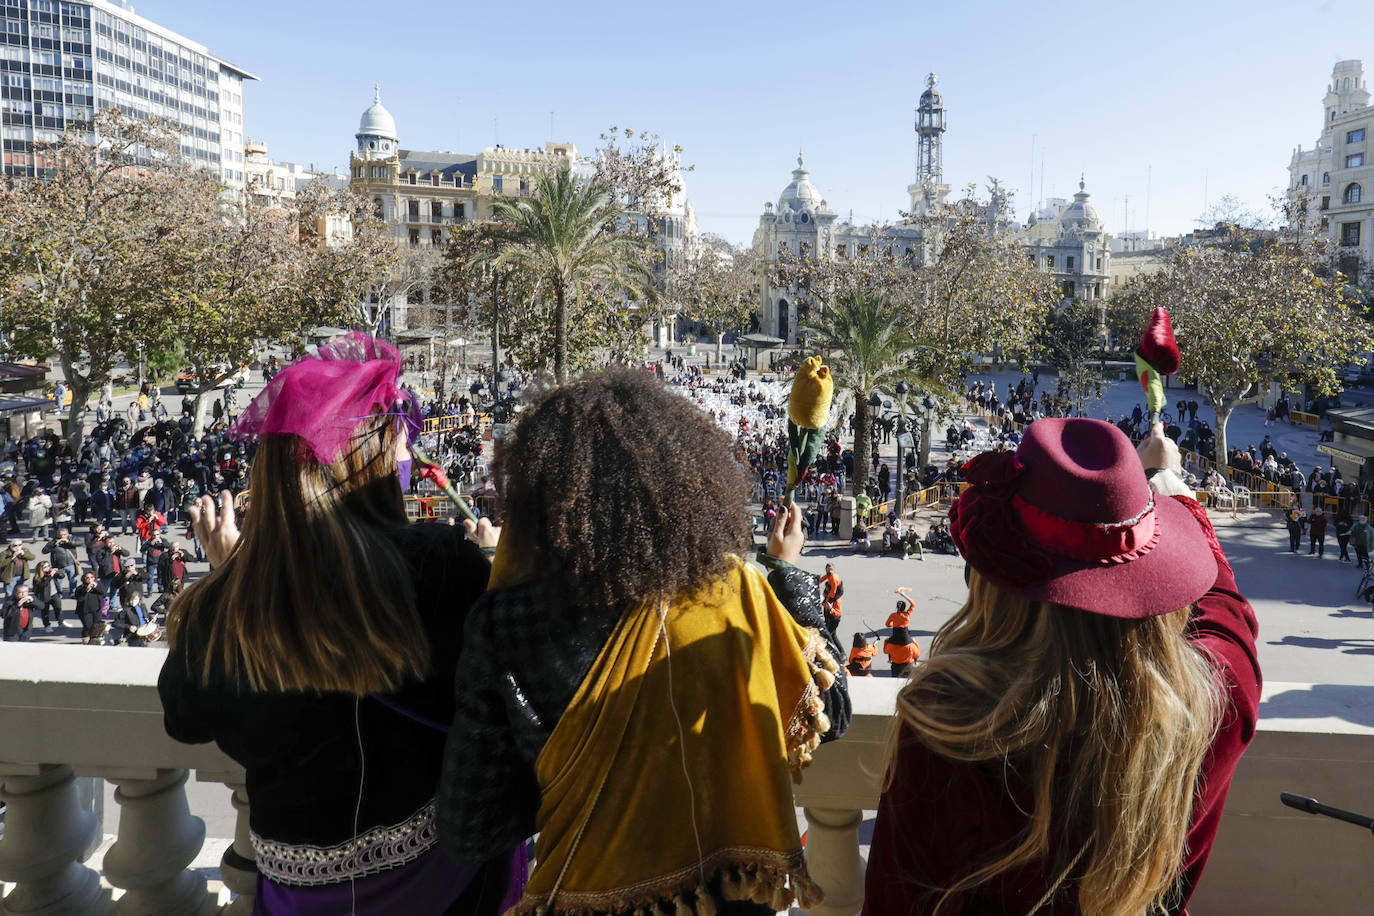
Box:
[135,0,1374,246]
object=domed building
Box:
[356,87,398,158]
[1016,177,1112,305]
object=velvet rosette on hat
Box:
[949,418,1216,618]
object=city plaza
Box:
[3,2,1374,913]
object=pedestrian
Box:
[73,572,107,645]
[1336,511,1354,562]
[887,587,914,628]
[160,333,517,914]
[847,632,876,677]
[1284,508,1304,553]
[436,370,850,915]
[1352,514,1374,568]
[1,538,35,599]
[883,625,920,677]
[28,486,51,539]
[42,527,79,598]
[1309,507,1327,557]
[863,419,1259,916]
[820,562,844,633]
[1,583,35,641]
[30,560,63,632]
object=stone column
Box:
[838,496,855,540]
[217,781,256,915]
[802,807,865,916]
[103,769,217,916]
[0,765,109,916]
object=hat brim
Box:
[1014,495,1217,619]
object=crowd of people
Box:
[0,338,1313,914]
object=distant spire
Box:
[374,84,381,105]
[1079,173,1085,191]
[798,150,805,168]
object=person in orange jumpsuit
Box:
[884,626,920,678]
[887,587,913,629]
[820,563,844,633]
[847,632,876,677]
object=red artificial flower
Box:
[949,451,1054,588]
[1136,307,1181,375]
[419,463,449,490]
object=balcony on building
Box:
[1,646,1371,914]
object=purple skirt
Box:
[253,844,527,916]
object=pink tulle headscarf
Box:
[230,333,422,464]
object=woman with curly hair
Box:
[864,420,1261,915]
[438,369,850,915]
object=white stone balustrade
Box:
[3,646,1374,915]
[794,676,1374,916]
[0,645,249,916]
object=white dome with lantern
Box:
[356,86,398,157]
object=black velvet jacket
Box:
[158,522,490,847]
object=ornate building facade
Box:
[753,75,1110,343]
[348,89,695,338]
[1288,60,1374,282]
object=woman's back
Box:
[159,522,488,848]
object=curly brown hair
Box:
[494,369,752,613]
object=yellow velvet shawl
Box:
[507,557,838,916]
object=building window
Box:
[1324,172,1331,185]
[1061,280,1074,298]
[1301,174,1309,186]
[1095,257,1103,270]
[431,229,442,246]
[1345,183,1363,204]
[519,177,529,194]
[1341,222,1361,246]
[1346,153,1365,168]
[455,203,465,220]
[407,200,420,222]
[408,172,417,185]
[492,176,503,192]
[1340,254,1361,278]
[837,244,847,259]
[1066,256,1075,270]
[373,197,383,218]
[1045,255,1054,269]
[1349,128,1367,144]
[431,201,443,221]
[1322,195,1331,210]
[408,229,420,247]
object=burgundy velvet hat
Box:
[949,418,1216,618]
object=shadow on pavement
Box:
[1259,683,1374,729]
[1265,635,1374,657]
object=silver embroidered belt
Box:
[251,801,439,886]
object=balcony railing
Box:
[2,649,1373,914]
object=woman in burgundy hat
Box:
[864,419,1261,916]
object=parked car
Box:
[174,364,249,394]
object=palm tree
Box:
[485,166,654,384]
[807,288,914,495]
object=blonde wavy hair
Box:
[891,569,1221,915]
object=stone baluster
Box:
[216,781,255,915]
[0,765,109,916]
[103,769,216,916]
[802,807,865,916]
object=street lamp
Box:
[893,381,913,516]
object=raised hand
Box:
[189,490,240,568]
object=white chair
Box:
[1210,487,1235,509]
[1231,486,1252,509]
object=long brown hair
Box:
[166,418,427,694]
[892,569,1221,915]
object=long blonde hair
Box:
[892,569,1221,915]
[166,418,428,694]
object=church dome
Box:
[778,154,823,212]
[1059,178,1103,231]
[357,87,397,141]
